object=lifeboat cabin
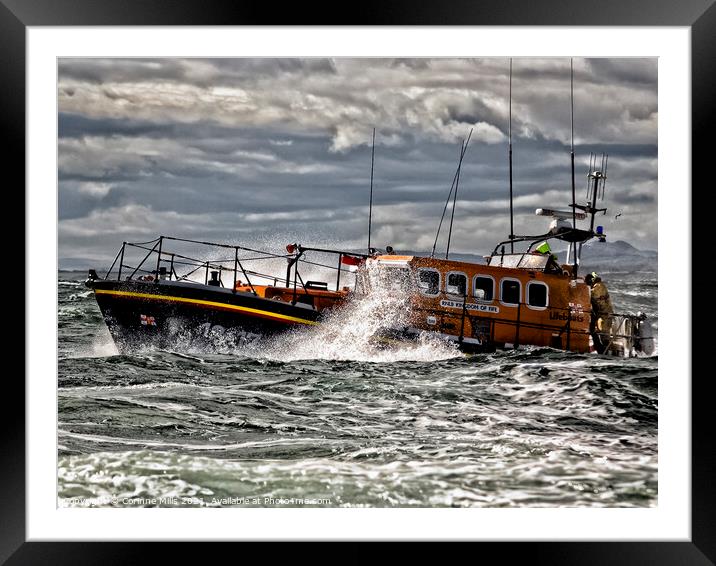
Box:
[366,251,591,354]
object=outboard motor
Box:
[634,312,656,356]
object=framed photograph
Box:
[9,0,713,562]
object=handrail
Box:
[123,239,360,277]
[296,245,371,259]
[490,227,594,257]
[128,240,160,280]
[410,302,645,344]
[105,235,360,293]
[105,244,123,280]
[161,235,286,257]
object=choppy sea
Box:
[58,269,657,508]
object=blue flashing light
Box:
[596,225,607,242]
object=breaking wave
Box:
[261,263,460,362]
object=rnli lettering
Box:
[439,299,499,314]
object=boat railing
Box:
[412,298,648,354]
[103,236,368,297]
[411,301,586,348]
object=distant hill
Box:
[384,239,657,273]
[577,240,657,273]
[59,257,105,271]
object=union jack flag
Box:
[140,314,157,326]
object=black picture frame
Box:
[6,0,713,562]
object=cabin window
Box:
[500,278,521,306]
[473,275,494,302]
[417,268,440,296]
[527,281,549,309]
[446,272,467,296]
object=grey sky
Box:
[58,57,657,266]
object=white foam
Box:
[71,326,119,358]
[259,263,461,363]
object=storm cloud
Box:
[58,57,657,267]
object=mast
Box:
[445,139,465,259]
[508,58,515,253]
[367,127,376,253]
[431,132,471,258]
[570,58,577,277]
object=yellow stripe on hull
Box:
[94,288,319,326]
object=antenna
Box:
[508,58,515,253]
[570,58,577,277]
[367,127,376,253]
[445,130,473,259]
[431,132,472,258]
[586,152,608,233]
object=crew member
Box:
[584,271,614,353]
[535,241,560,273]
